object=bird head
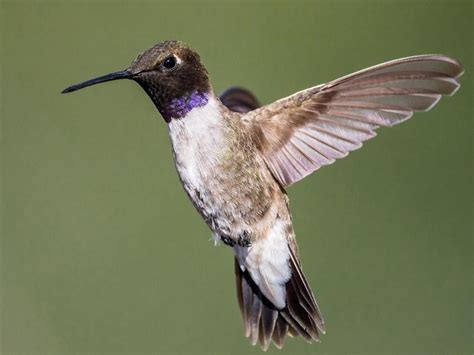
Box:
[62,40,211,122]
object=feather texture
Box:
[234,250,324,351]
[243,55,464,186]
[219,87,260,113]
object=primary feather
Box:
[243,55,464,186]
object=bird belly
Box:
[171,141,265,239]
[167,98,242,237]
[167,99,276,241]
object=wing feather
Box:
[219,87,260,113]
[244,55,463,186]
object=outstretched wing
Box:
[243,55,464,187]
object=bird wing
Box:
[219,87,260,113]
[242,55,464,187]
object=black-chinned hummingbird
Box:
[62,40,463,350]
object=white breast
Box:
[167,96,225,191]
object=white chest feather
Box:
[167,97,225,191]
[167,97,235,236]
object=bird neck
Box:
[159,90,210,122]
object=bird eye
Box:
[163,56,177,69]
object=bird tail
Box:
[234,248,325,351]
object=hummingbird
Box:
[62,40,463,350]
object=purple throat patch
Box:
[161,91,209,120]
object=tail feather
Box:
[250,292,262,345]
[271,316,289,349]
[259,302,278,349]
[234,249,324,351]
[288,249,325,333]
[283,283,318,342]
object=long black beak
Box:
[61,70,131,94]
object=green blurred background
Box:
[1,0,472,354]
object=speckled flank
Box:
[160,91,209,120]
